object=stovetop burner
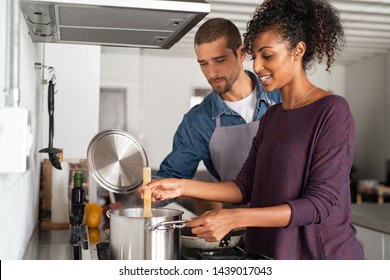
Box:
[95,242,271,260]
[181,246,271,260]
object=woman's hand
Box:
[188,209,238,242]
[142,178,186,202]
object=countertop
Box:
[351,203,390,234]
[23,226,74,260]
[22,224,105,260]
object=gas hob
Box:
[94,242,271,260]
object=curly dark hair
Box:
[243,0,345,72]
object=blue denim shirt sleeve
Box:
[155,120,201,179]
[155,105,216,180]
[154,105,216,207]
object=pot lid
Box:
[87,129,148,193]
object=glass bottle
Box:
[69,171,85,243]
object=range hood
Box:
[20,0,210,49]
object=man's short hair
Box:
[194,18,242,57]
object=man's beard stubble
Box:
[209,77,232,96]
[209,65,241,96]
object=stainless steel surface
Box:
[20,0,210,49]
[108,207,183,260]
[87,129,148,194]
[23,227,73,260]
[23,224,95,260]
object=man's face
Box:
[195,37,243,96]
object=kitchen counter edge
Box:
[351,203,390,234]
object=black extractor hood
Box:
[20,0,210,49]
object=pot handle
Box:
[145,220,188,232]
[218,231,232,247]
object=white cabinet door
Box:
[385,234,390,260]
[354,225,384,260]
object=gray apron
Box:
[209,116,260,182]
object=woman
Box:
[144,0,364,260]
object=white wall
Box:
[0,9,43,259]
[100,48,142,138]
[346,55,388,181]
[100,49,208,169]
[43,44,101,161]
[141,51,209,168]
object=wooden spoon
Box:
[143,167,153,218]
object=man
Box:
[155,18,281,210]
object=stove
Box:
[95,242,110,260]
[181,246,272,260]
[95,242,271,260]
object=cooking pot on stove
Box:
[107,208,187,260]
[88,130,187,260]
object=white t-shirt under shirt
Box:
[224,88,257,123]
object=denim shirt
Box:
[155,70,281,181]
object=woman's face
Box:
[251,30,297,92]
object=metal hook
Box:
[47,66,56,84]
[34,62,57,85]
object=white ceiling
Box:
[165,0,390,65]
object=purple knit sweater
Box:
[234,95,364,260]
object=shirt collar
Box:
[210,70,266,119]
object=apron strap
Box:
[215,116,221,128]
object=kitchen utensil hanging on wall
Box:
[39,78,62,170]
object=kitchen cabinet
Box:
[354,225,385,259]
[385,234,390,259]
[352,204,390,260]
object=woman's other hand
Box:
[188,209,238,242]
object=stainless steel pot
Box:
[107,207,186,260]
